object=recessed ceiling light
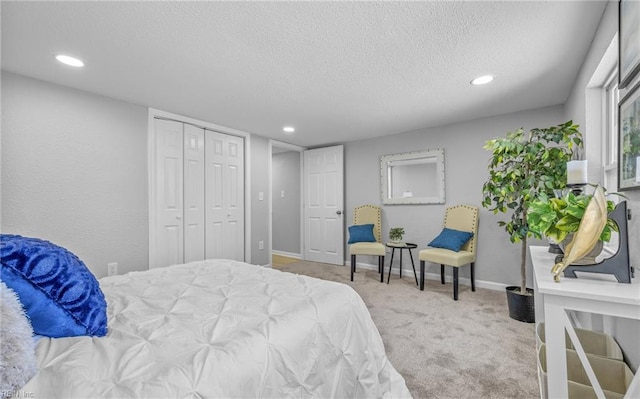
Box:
[283,126,295,133]
[471,75,493,85]
[55,54,84,67]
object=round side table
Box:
[385,242,418,285]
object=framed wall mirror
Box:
[380,148,445,205]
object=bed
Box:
[15,257,411,398]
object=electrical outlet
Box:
[107,262,118,276]
[258,240,264,250]
[281,190,285,198]
[258,191,264,201]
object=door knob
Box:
[176,215,182,220]
[336,210,342,215]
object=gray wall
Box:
[272,151,301,255]
[249,135,271,266]
[1,72,149,278]
[563,1,640,371]
[345,105,563,287]
[1,71,273,273]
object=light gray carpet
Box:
[274,261,539,399]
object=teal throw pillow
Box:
[348,224,376,244]
[428,228,473,252]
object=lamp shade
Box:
[567,160,588,185]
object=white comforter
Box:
[24,259,411,398]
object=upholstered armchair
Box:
[349,205,385,282]
[419,205,479,300]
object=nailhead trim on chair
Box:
[354,204,382,243]
[421,204,479,300]
[443,204,478,254]
[352,205,384,282]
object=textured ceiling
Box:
[1,1,607,147]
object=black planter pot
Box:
[505,286,535,323]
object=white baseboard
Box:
[344,260,508,292]
[272,250,301,259]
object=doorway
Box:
[269,140,304,267]
[268,142,345,268]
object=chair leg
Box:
[471,262,476,292]
[453,267,459,301]
[378,256,384,283]
[419,260,425,291]
[440,264,445,284]
[350,255,356,281]
[408,249,418,286]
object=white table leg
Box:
[544,296,568,398]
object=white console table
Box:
[531,245,640,398]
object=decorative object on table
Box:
[549,186,608,282]
[349,205,385,282]
[561,200,633,283]
[419,204,479,301]
[529,185,632,283]
[618,83,640,190]
[527,185,619,265]
[481,120,582,322]
[619,0,640,89]
[388,227,405,244]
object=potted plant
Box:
[527,188,619,263]
[481,120,583,323]
[389,227,405,244]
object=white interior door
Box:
[303,145,344,265]
[154,119,184,268]
[205,130,245,261]
[183,124,205,263]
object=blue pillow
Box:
[348,224,376,244]
[0,234,108,338]
[428,228,474,252]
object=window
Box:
[602,69,619,192]
[601,68,619,257]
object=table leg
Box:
[387,248,395,284]
[399,249,403,278]
[544,297,569,399]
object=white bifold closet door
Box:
[205,131,244,261]
[183,124,206,263]
[153,118,244,268]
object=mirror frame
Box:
[380,148,445,205]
